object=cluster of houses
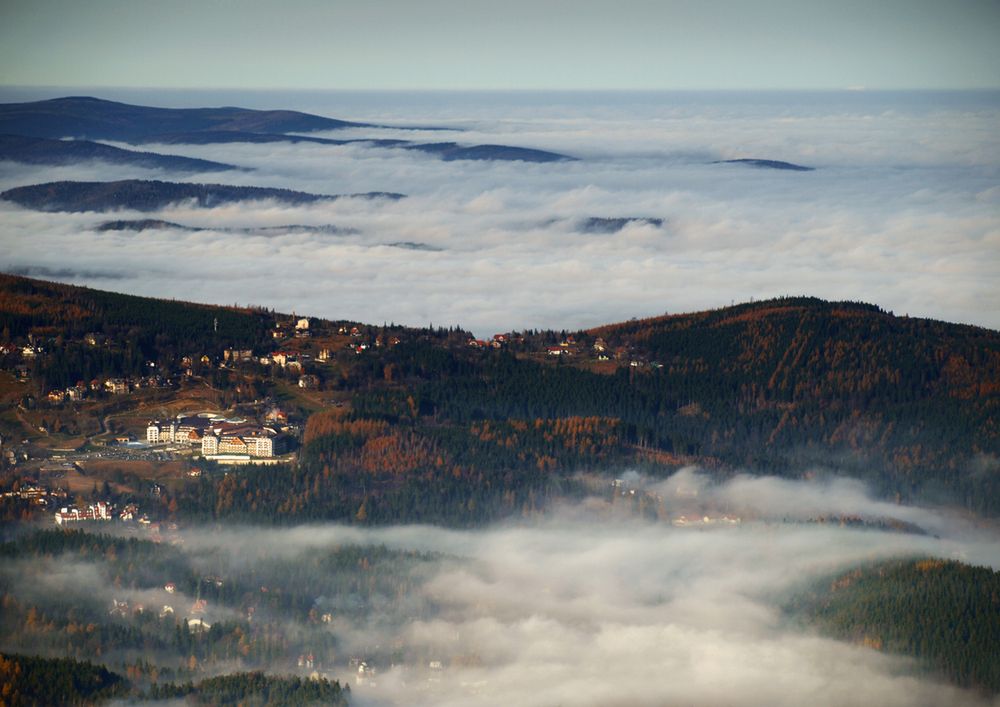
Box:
[468,333,515,350]
[1,483,66,508]
[0,343,44,358]
[273,317,312,340]
[46,375,167,404]
[147,415,285,459]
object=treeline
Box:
[0,653,349,706]
[0,179,334,213]
[0,273,273,376]
[148,670,349,706]
[0,653,126,706]
[789,558,1000,693]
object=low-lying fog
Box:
[207,470,1000,707]
[1,90,998,334]
[8,468,998,706]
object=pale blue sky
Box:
[1,0,998,90]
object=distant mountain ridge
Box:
[0,134,238,172]
[714,158,815,171]
[0,96,378,140]
[0,179,405,212]
[0,97,575,163]
[138,131,573,162]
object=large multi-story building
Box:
[150,416,283,458]
[201,426,282,458]
[147,416,217,445]
[55,501,112,525]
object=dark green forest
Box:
[789,558,1000,693]
[0,652,348,706]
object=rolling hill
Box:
[0,179,404,212]
[0,274,997,522]
[0,96,376,141]
[0,134,238,172]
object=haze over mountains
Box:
[2,90,994,335]
[0,96,573,164]
[0,134,239,173]
[0,179,404,212]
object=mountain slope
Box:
[790,558,1000,693]
[0,276,997,521]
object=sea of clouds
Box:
[22,468,988,707]
[0,89,998,334]
[7,469,998,706]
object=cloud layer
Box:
[4,469,998,705]
[177,469,999,707]
[1,91,997,335]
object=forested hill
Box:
[789,558,1000,693]
[0,179,404,212]
[1,274,998,520]
[583,297,1000,493]
[0,273,273,364]
[0,95,376,140]
[0,134,238,172]
[590,298,1000,410]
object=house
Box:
[295,318,310,330]
[298,374,319,389]
[547,346,565,356]
[265,407,288,424]
[223,349,254,363]
[270,351,299,368]
[105,379,128,395]
[188,618,211,633]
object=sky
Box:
[1,0,999,90]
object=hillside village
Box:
[0,287,653,527]
[1,275,998,533]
